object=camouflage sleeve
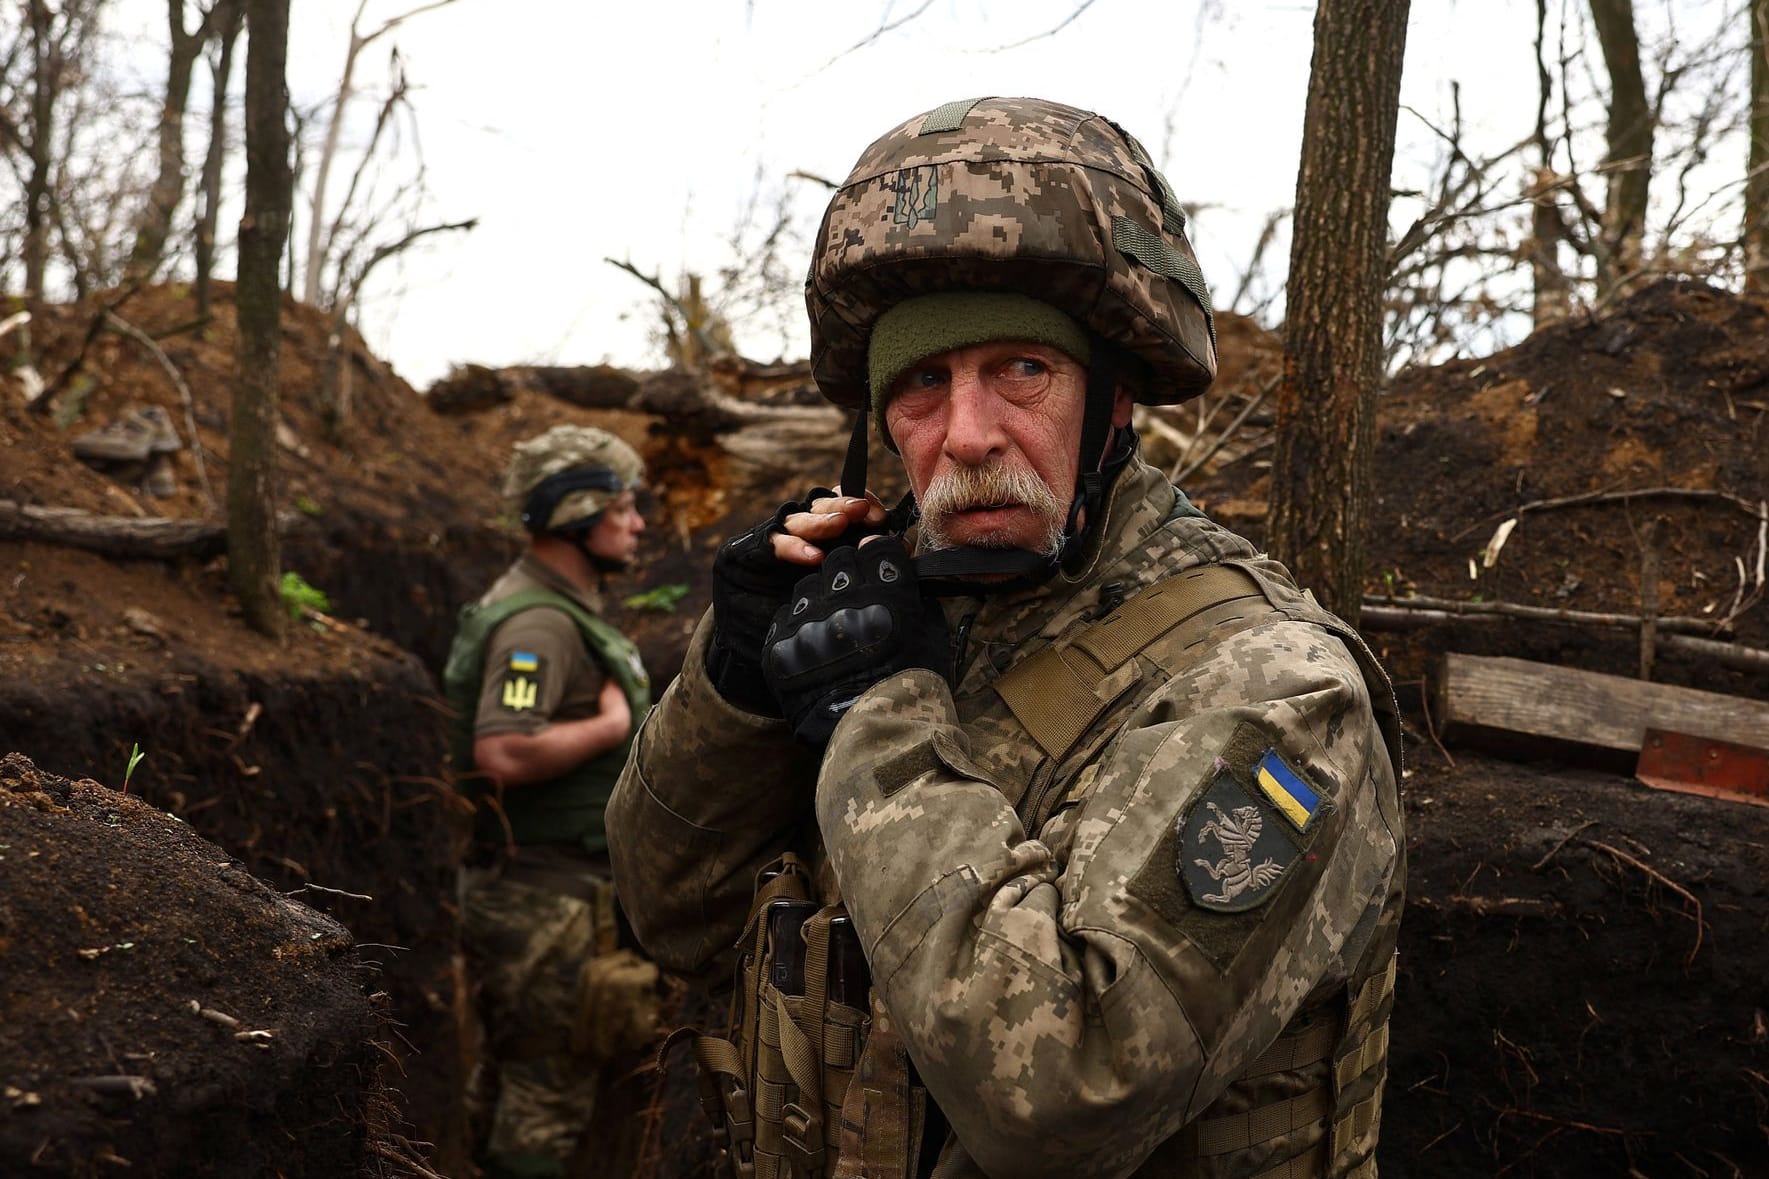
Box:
[817,616,1402,1179]
[606,608,824,976]
[474,608,602,737]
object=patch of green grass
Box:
[279,571,331,620]
[294,495,325,518]
[624,583,691,613]
[123,743,146,795]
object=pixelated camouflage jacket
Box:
[607,455,1405,1178]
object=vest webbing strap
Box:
[993,565,1269,760]
[1250,1143,1327,1179]
[1349,955,1398,1029]
[779,910,837,1177]
[1243,1020,1337,1079]
[1333,1091,1382,1163]
[1335,1023,1391,1091]
[773,989,822,1176]
[1194,1086,1332,1156]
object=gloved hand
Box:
[762,536,950,747]
[708,488,886,715]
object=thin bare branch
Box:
[977,0,1101,52]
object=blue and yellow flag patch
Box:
[1255,749,1322,832]
[508,651,539,673]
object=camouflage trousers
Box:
[460,848,659,1179]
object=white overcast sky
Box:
[103,1,1591,387]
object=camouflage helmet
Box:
[502,425,644,534]
[806,96,1217,410]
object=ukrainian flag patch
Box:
[1255,749,1322,832]
[509,651,539,673]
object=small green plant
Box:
[122,743,146,795]
[294,495,325,518]
[279,571,331,619]
[624,583,691,613]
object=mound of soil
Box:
[1388,753,1769,1177]
[0,552,469,1172]
[0,753,394,1176]
[1193,279,1769,696]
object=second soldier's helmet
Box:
[502,425,644,535]
[805,96,1217,410]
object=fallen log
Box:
[0,501,305,560]
[1361,602,1769,674]
[1361,593,1727,636]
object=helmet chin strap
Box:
[550,522,629,577]
[838,334,1121,598]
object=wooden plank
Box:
[1437,652,1769,754]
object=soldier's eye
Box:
[1004,358,1046,379]
[891,367,946,401]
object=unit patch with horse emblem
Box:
[1176,732,1333,914]
[1180,772,1296,912]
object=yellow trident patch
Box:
[501,675,538,711]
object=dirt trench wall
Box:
[0,649,471,1175]
[284,511,517,677]
[1385,758,1769,1177]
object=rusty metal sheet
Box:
[1636,728,1769,808]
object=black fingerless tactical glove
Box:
[762,536,950,747]
[708,488,888,716]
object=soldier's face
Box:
[884,341,1128,554]
[585,490,645,565]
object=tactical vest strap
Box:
[1243,1019,1337,1078]
[1184,953,1398,1177]
[1334,1023,1391,1092]
[1329,953,1397,1173]
[993,564,1270,760]
[1333,1091,1382,1157]
[1348,954,1397,1029]
[1249,1144,1328,1179]
[693,1034,757,1175]
[1194,1087,1333,1156]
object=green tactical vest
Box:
[442,588,652,856]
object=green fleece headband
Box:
[868,292,1091,439]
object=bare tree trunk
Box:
[299,2,366,308]
[195,0,244,315]
[1266,0,1411,625]
[230,0,291,638]
[1529,0,1571,326]
[1588,0,1652,292]
[23,0,57,298]
[299,0,458,307]
[1748,0,1769,294]
[128,0,210,279]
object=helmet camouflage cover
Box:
[502,425,644,533]
[806,96,1218,410]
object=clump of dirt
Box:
[0,752,405,1176]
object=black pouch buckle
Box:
[781,1100,822,1178]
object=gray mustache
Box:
[920,463,1060,518]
